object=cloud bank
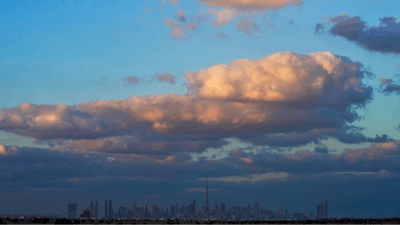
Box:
[318,14,400,54]
[0,51,382,158]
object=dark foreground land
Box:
[1,218,400,224]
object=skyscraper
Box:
[205,178,209,213]
[90,201,94,217]
[94,201,98,218]
[109,200,113,219]
[133,204,137,219]
[317,204,323,219]
[105,200,108,218]
[68,203,77,218]
[278,206,282,215]
[323,200,328,219]
[220,203,226,213]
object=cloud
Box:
[0,52,375,153]
[200,0,303,10]
[342,141,400,164]
[185,187,220,192]
[164,11,197,40]
[208,7,238,26]
[379,78,400,95]
[154,72,177,84]
[200,0,303,35]
[124,76,140,85]
[57,135,227,157]
[314,23,325,34]
[0,144,19,156]
[185,51,370,105]
[165,16,197,40]
[236,19,260,36]
[174,10,187,22]
[200,172,290,184]
[216,33,230,39]
[322,14,400,54]
[161,0,179,5]
[314,146,329,154]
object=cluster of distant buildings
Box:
[67,180,329,221]
[67,200,328,220]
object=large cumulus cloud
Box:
[0,51,381,156]
[317,14,400,54]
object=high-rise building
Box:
[117,207,127,218]
[323,200,328,219]
[278,206,282,215]
[214,203,219,214]
[90,201,93,217]
[220,203,226,213]
[68,203,77,218]
[205,178,209,213]
[284,209,288,216]
[133,204,137,219]
[317,204,323,219]
[109,200,113,219]
[94,201,98,218]
[193,199,196,215]
[105,200,108,218]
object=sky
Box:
[1,0,400,218]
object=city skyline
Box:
[1,0,400,219]
[65,181,329,221]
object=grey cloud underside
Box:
[326,15,400,53]
[1,144,400,188]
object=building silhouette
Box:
[323,200,328,218]
[108,200,113,219]
[317,204,323,219]
[132,204,137,218]
[220,203,226,213]
[104,200,108,218]
[67,203,77,218]
[80,209,90,218]
[90,201,93,217]
[278,206,282,215]
[205,178,209,213]
[94,201,99,218]
[117,206,127,218]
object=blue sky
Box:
[1,0,400,218]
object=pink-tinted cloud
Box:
[201,0,303,28]
[200,0,302,9]
[0,144,18,156]
[186,51,368,104]
[57,135,225,156]
[161,0,179,5]
[0,52,373,154]
[164,11,197,40]
[124,76,140,85]
[208,7,238,26]
[342,141,400,164]
[154,72,177,84]
[236,19,260,36]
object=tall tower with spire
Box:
[205,178,209,213]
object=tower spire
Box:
[205,178,209,213]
